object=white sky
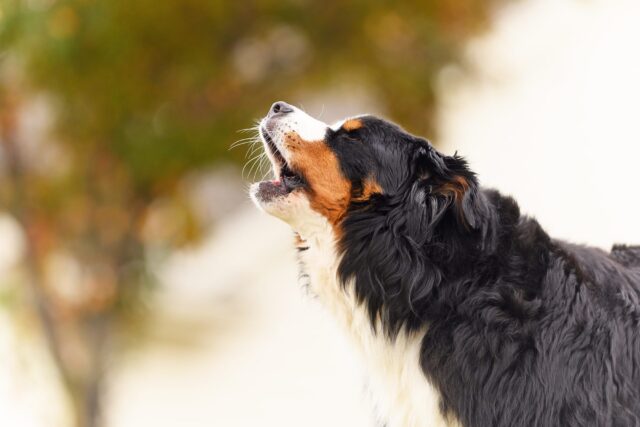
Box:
[438,0,640,249]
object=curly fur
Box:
[252,107,640,427]
[327,117,640,426]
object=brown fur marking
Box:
[438,175,470,226]
[354,178,383,201]
[284,132,352,230]
[342,118,363,131]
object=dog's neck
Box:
[292,214,460,427]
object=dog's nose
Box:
[268,101,294,117]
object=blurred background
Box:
[1,0,639,426]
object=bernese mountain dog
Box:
[249,101,640,427]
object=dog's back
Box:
[611,245,640,269]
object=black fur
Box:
[327,117,640,427]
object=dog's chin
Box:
[249,153,306,221]
[250,181,305,223]
[252,178,295,202]
[250,176,300,208]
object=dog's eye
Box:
[341,132,361,143]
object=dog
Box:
[249,101,640,427]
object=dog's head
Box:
[250,101,487,243]
[250,101,495,332]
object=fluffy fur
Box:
[251,103,640,427]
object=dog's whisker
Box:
[257,153,271,179]
[246,152,268,181]
[237,123,261,134]
[242,150,266,180]
[245,142,264,159]
[229,137,260,150]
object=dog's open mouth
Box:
[256,128,305,201]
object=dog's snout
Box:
[269,101,294,117]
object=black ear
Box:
[414,143,487,231]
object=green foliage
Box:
[3,0,501,192]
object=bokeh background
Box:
[1,0,639,426]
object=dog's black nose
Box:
[269,101,294,116]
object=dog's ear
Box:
[414,143,486,231]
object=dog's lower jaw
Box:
[294,213,460,427]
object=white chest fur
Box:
[296,224,458,427]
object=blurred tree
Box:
[0,0,505,426]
